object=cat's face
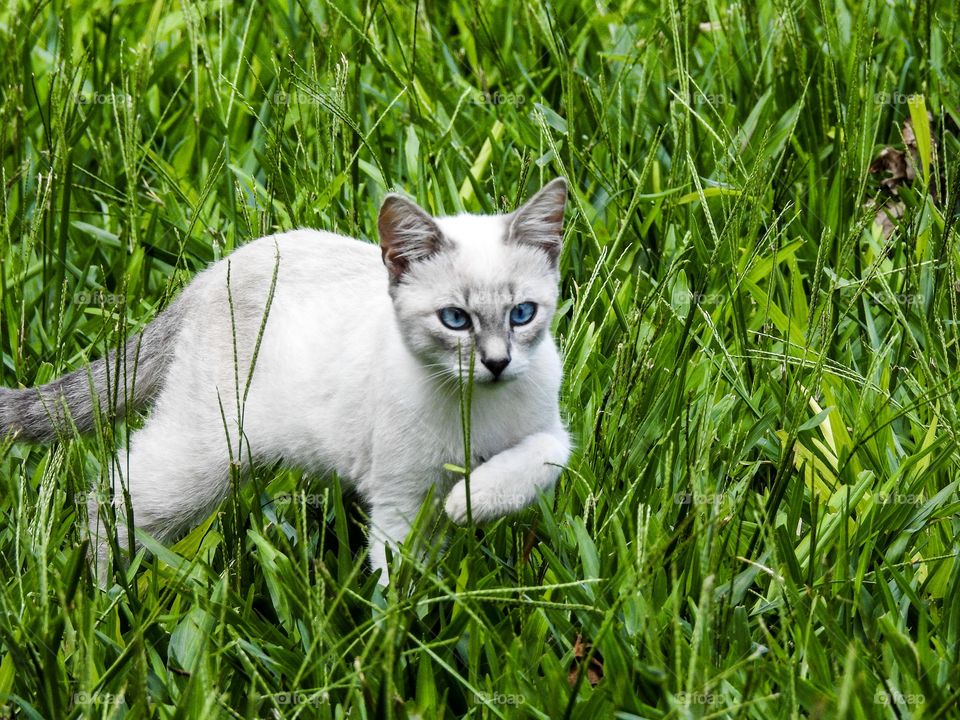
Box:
[379,178,566,385]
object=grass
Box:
[1,0,959,717]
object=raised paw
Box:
[443,471,532,524]
[444,479,472,524]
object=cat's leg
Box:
[88,414,232,586]
[367,490,428,584]
[444,424,570,523]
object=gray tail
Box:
[0,299,184,443]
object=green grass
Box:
[1,0,959,717]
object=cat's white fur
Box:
[1,179,571,584]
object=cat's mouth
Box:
[470,370,517,385]
[441,369,516,385]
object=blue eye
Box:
[510,302,537,326]
[438,306,472,330]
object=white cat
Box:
[0,178,571,583]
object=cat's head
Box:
[378,178,567,385]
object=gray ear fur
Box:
[507,177,567,264]
[378,194,446,282]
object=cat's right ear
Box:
[507,177,567,266]
[378,194,446,283]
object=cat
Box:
[0,178,571,584]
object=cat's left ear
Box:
[379,194,447,283]
[507,177,567,265]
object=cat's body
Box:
[0,179,571,583]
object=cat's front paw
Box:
[444,468,531,524]
[444,479,473,524]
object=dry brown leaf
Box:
[567,634,604,687]
[866,112,940,238]
[868,147,913,193]
[521,525,538,563]
[866,198,906,239]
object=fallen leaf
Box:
[521,523,539,563]
[868,147,913,193]
[865,197,906,239]
[568,634,604,687]
[866,111,942,238]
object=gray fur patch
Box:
[0,298,186,442]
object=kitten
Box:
[0,178,571,584]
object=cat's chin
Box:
[472,373,518,386]
[435,366,520,385]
